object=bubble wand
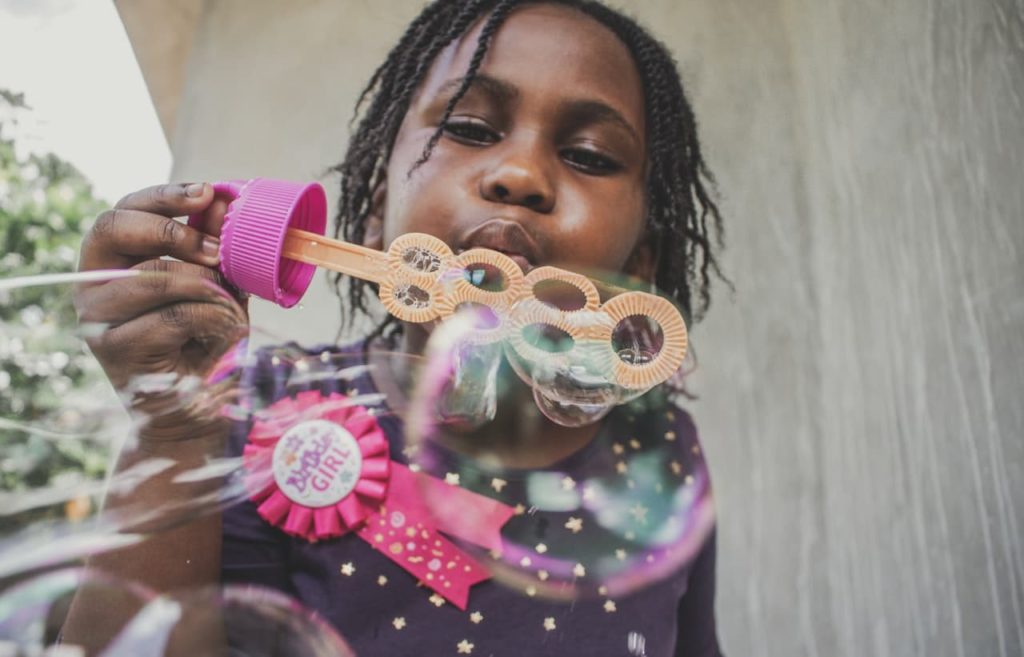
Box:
[190,179,687,391]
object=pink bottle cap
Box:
[188,178,327,308]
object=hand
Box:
[74,183,249,436]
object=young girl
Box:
[72,1,726,655]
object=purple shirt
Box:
[222,345,723,656]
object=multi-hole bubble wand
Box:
[189,178,687,392]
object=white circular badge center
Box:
[272,419,363,508]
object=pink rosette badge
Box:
[243,390,514,610]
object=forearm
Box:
[92,428,226,586]
[61,425,228,652]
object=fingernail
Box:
[186,183,206,198]
[202,236,221,260]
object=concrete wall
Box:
[143,1,1024,654]
[114,0,204,142]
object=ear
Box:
[623,234,657,285]
[362,178,387,250]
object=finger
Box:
[92,299,248,367]
[75,260,239,327]
[188,195,232,238]
[114,182,212,217]
[115,182,236,240]
[79,208,221,272]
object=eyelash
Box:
[441,119,623,175]
[442,119,498,145]
[561,148,621,174]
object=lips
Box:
[457,220,541,274]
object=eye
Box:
[442,118,500,146]
[561,147,623,175]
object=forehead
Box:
[417,3,645,131]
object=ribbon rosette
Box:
[242,390,514,609]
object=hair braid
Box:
[410,0,517,174]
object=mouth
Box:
[457,219,541,275]
[485,250,532,275]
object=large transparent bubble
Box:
[402,271,716,601]
[0,270,250,578]
[198,267,715,604]
[1,260,714,646]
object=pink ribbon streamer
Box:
[242,390,513,610]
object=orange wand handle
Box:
[282,228,392,284]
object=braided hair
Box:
[329,0,727,347]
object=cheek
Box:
[561,182,646,266]
[608,182,647,254]
[383,134,434,234]
[383,145,466,244]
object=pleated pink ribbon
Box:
[242,390,513,609]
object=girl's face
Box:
[370,3,650,280]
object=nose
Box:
[480,140,555,213]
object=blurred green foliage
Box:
[0,88,114,507]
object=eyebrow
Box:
[435,74,641,145]
[561,99,641,146]
[436,74,519,105]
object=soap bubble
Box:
[0,569,354,657]
[114,585,356,657]
[405,296,715,600]
[477,267,678,428]
[0,567,155,656]
[519,310,664,427]
[0,270,250,578]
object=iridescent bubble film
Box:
[0,271,250,576]
[406,299,715,600]
[0,567,154,656]
[1,264,713,647]
[143,585,356,657]
[0,569,354,657]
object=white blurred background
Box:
[0,0,169,203]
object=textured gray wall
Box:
[685,2,1024,655]
[166,1,1024,655]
